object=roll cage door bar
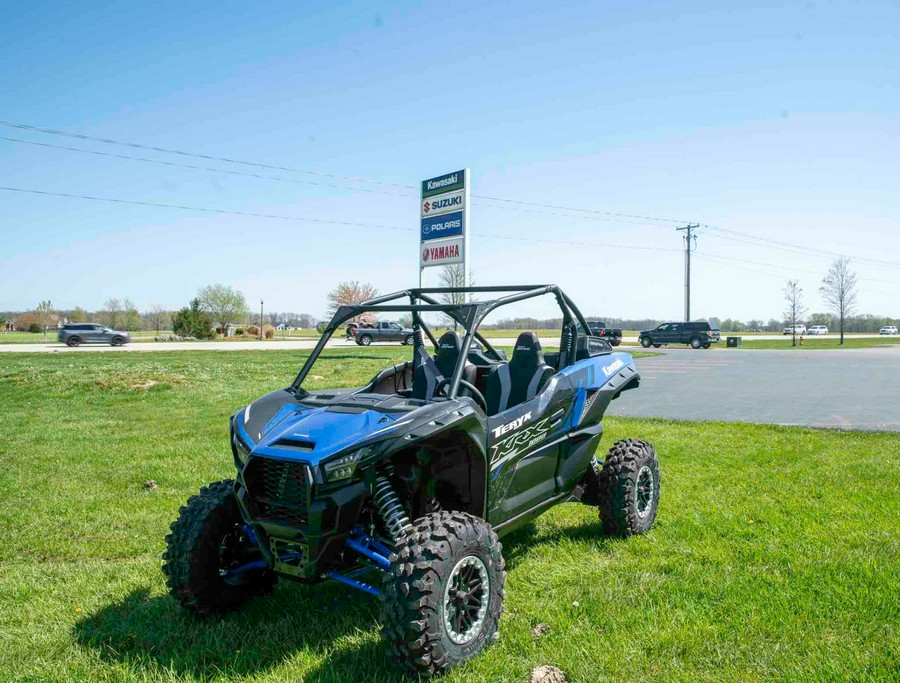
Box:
[290,285,593,401]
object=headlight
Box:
[233,432,251,464]
[323,448,367,482]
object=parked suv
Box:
[808,325,829,335]
[783,325,807,335]
[57,323,130,346]
[880,326,899,336]
[639,321,720,349]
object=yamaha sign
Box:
[420,169,469,273]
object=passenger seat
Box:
[486,332,554,415]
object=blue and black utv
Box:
[163,285,660,676]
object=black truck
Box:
[348,321,415,346]
[586,321,622,346]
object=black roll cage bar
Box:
[290,285,593,400]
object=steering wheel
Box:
[434,377,488,413]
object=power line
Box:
[0,185,681,253]
[694,252,900,286]
[0,118,699,226]
[0,135,416,198]
[0,186,415,231]
[0,119,417,190]
[1,135,681,228]
[470,194,688,225]
[701,224,900,270]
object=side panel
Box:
[486,375,575,526]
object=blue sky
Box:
[2,0,898,321]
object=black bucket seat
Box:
[486,332,554,415]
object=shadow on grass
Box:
[73,518,610,680]
[74,579,402,682]
[500,514,618,569]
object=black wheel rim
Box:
[443,555,489,644]
[635,465,655,518]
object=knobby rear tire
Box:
[598,439,660,537]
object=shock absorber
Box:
[372,463,412,544]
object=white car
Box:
[783,325,807,335]
[880,326,899,336]
[807,325,829,335]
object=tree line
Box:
[2,284,318,338]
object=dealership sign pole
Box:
[419,169,469,287]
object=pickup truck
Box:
[349,321,415,346]
[586,321,622,346]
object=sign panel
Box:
[421,188,465,218]
[420,236,464,267]
[420,168,469,276]
[421,210,464,241]
[422,170,465,198]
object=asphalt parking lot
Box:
[610,346,900,431]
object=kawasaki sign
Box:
[420,169,469,273]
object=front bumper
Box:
[234,459,367,581]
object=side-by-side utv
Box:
[163,285,660,676]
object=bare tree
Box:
[437,264,475,330]
[783,280,807,348]
[197,284,249,335]
[820,257,858,345]
[327,281,378,324]
[149,304,169,334]
[35,300,55,341]
[103,298,123,329]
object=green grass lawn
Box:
[730,336,900,350]
[1,350,897,682]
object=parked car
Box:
[880,326,899,336]
[350,320,414,346]
[783,325,807,335]
[638,321,721,349]
[807,325,829,335]
[57,323,130,346]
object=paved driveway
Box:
[610,346,900,431]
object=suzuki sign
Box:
[421,188,465,218]
[420,169,469,274]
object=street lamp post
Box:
[260,299,264,340]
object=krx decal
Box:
[490,416,552,465]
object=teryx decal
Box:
[490,416,552,465]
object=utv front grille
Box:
[243,456,311,527]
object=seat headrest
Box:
[436,330,462,360]
[511,332,545,366]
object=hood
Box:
[236,398,400,466]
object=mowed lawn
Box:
[0,350,897,683]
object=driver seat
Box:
[412,330,476,400]
[486,332,554,415]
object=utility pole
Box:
[259,299,264,340]
[676,224,699,321]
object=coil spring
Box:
[372,466,412,544]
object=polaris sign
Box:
[419,169,469,273]
[421,211,463,241]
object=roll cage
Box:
[291,285,595,400]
